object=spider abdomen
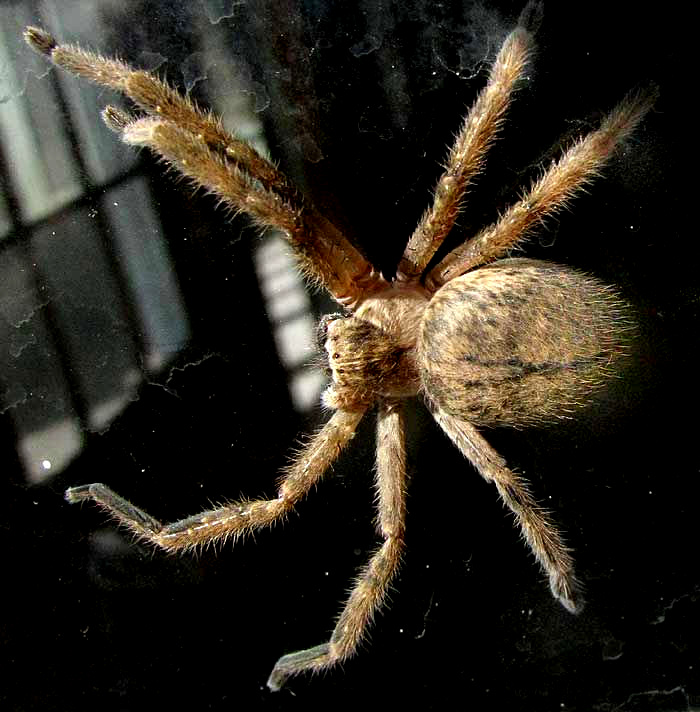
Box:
[418,258,632,427]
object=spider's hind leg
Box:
[433,407,582,613]
[427,87,657,290]
[396,22,533,283]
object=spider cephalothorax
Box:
[322,286,428,409]
[25,2,655,691]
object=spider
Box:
[25,4,654,691]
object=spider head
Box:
[316,313,344,359]
[319,314,419,410]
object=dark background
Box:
[1,1,695,710]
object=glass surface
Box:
[0,1,693,710]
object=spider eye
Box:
[316,313,344,352]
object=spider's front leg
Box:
[24,26,381,309]
[65,408,365,552]
[268,401,407,690]
[433,406,581,612]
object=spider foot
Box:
[23,26,57,56]
[64,483,95,504]
[267,642,331,692]
[102,105,132,133]
[550,573,585,615]
[64,482,163,533]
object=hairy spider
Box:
[25,4,654,691]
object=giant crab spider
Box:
[25,2,654,690]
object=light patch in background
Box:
[20,417,83,484]
[254,234,325,412]
[198,17,326,415]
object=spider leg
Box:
[426,87,657,290]
[24,27,380,308]
[65,408,366,552]
[268,401,407,691]
[113,114,376,304]
[396,23,533,283]
[432,406,581,613]
[23,26,295,203]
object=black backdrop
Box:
[1,1,694,710]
